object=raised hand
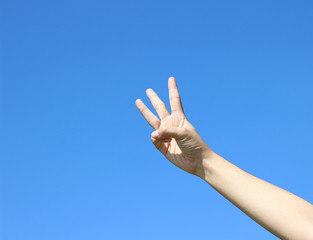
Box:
[135,77,212,177]
[136,77,313,239]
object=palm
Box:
[157,114,189,168]
[136,77,208,175]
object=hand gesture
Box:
[135,77,212,177]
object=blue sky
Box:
[1,0,313,239]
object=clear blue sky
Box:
[1,0,313,239]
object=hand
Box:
[135,77,212,178]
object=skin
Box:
[135,77,313,240]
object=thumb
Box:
[151,127,187,140]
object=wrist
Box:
[198,150,221,182]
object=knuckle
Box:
[147,115,157,124]
[141,107,148,114]
[157,144,162,150]
[159,127,167,134]
[155,101,165,110]
[170,95,180,101]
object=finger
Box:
[152,126,186,140]
[168,77,184,114]
[146,88,170,119]
[151,137,170,155]
[154,137,172,143]
[135,99,161,129]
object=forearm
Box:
[202,151,313,239]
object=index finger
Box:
[168,77,184,114]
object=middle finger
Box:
[146,88,170,119]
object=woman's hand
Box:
[135,77,212,178]
[136,77,313,239]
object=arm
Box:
[135,77,313,239]
[203,152,313,239]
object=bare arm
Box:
[203,152,313,239]
[135,77,313,239]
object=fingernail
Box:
[146,88,153,97]
[169,77,176,89]
[151,130,159,138]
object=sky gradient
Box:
[1,0,313,239]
